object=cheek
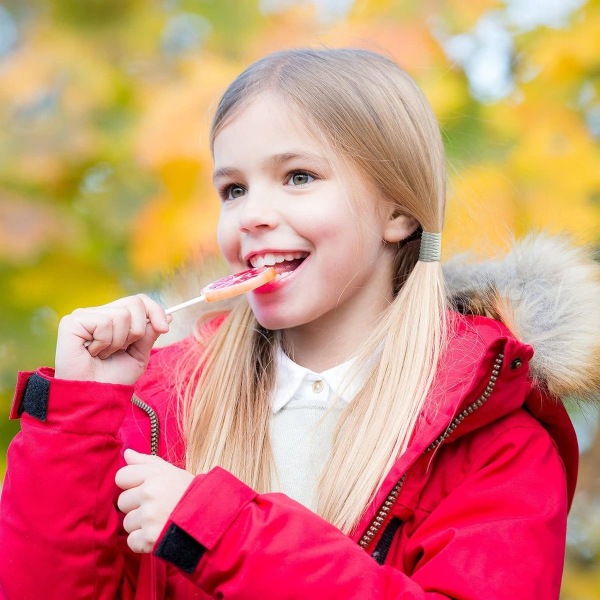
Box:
[301,212,346,246]
[216,216,237,262]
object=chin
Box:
[250,305,307,332]
[253,314,292,331]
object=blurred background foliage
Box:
[0,0,599,596]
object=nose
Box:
[238,191,279,234]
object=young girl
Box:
[1,48,598,600]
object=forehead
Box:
[213,94,328,160]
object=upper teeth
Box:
[249,251,307,268]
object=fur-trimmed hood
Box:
[158,234,600,400]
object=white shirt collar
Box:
[271,346,367,413]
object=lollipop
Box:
[165,266,276,314]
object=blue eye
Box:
[222,185,245,200]
[288,171,315,186]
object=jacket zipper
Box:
[129,397,163,598]
[131,395,160,456]
[358,351,505,550]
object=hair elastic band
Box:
[418,232,442,262]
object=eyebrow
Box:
[212,151,331,181]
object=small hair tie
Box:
[418,232,442,262]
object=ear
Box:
[383,213,420,243]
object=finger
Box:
[135,294,170,334]
[71,311,114,357]
[70,308,131,358]
[122,507,142,534]
[115,463,146,490]
[109,294,170,335]
[107,296,156,349]
[117,487,141,514]
[125,322,167,364]
[126,301,150,348]
[123,448,156,466]
[110,296,170,361]
[127,528,154,554]
[96,308,132,359]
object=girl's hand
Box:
[116,449,194,554]
[55,294,171,385]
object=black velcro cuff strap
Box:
[19,373,50,422]
[154,523,206,574]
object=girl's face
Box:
[214,94,410,353]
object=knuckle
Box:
[140,486,154,503]
[133,294,150,309]
[114,306,130,320]
[131,295,149,314]
[95,313,112,328]
[129,322,146,338]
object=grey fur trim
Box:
[444,234,600,398]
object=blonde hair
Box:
[182,48,448,534]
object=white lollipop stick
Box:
[164,294,207,315]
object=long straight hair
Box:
[182,48,448,534]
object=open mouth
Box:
[247,252,308,279]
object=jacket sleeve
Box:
[0,369,140,600]
[151,423,569,600]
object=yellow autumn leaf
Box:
[349,0,500,31]
[523,189,600,244]
[445,165,519,256]
[134,53,240,169]
[129,164,220,278]
[324,20,445,72]
[508,104,600,199]
[0,22,116,114]
[524,5,600,84]
[440,0,503,31]
[480,100,524,144]
[7,254,124,313]
[157,158,203,201]
[561,563,600,600]
[348,0,402,20]
[421,68,469,122]
[248,5,324,57]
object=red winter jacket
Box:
[0,312,578,599]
